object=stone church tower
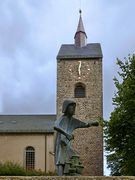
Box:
[57,11,103,175]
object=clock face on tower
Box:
[78,61,82,76]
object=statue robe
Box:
[54,115,88,166]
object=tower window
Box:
[25,146,35,170]
[74,83,86,98]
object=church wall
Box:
[57,58,103,175]
[46,134,55,172]
[0,134,55,172]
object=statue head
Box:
[62,100,76,117]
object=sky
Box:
[0,0,135,175]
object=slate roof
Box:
[57,43,103,60]
[0,115,56,134]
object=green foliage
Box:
[104,54,135,175]
[0,162,26,176]
[0,161,57,176]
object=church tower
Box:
[57,11,103,175]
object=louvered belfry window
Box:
[25,146,35,170]
[74,83,86,98]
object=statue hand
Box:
[67,134,74,141]
[91,120,99,126]
[86,123,90,127]
[88,120,99,127]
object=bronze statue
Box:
[54,100,99,176]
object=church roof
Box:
[0,115,56,134]
[57,43,103,60]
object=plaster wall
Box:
[0,134,55,172]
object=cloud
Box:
[0,0,134,118]
[0,0,56,114]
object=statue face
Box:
[66,104,76,116]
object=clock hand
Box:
[78,61,82,76]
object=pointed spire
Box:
[77,10,85,33]
[74,10,87,47]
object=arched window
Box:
[74,83,86,98]
[25,146,35,170]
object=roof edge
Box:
[57,56,103,60]
[57,43,103,60]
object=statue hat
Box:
[62,100,76,113]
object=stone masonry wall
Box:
[57,58,103,176]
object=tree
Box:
[105,54,135,175]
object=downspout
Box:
[45,135,47,173]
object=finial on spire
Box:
[79,9,82,15]
[74,9,87,47]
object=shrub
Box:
[0,162,26,175]
[0,161,57,176]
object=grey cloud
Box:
[0,1,29,57]
[0,0,57,114]
[1,54,56,114]
[0,0,135,120]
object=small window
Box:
[25,146,35,170]
[74,83,85,98]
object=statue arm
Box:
[78,121,89,128]
[74,119,99,129]
[54,125,73,141]
[74,119,89,129]
[87,120,99,127]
